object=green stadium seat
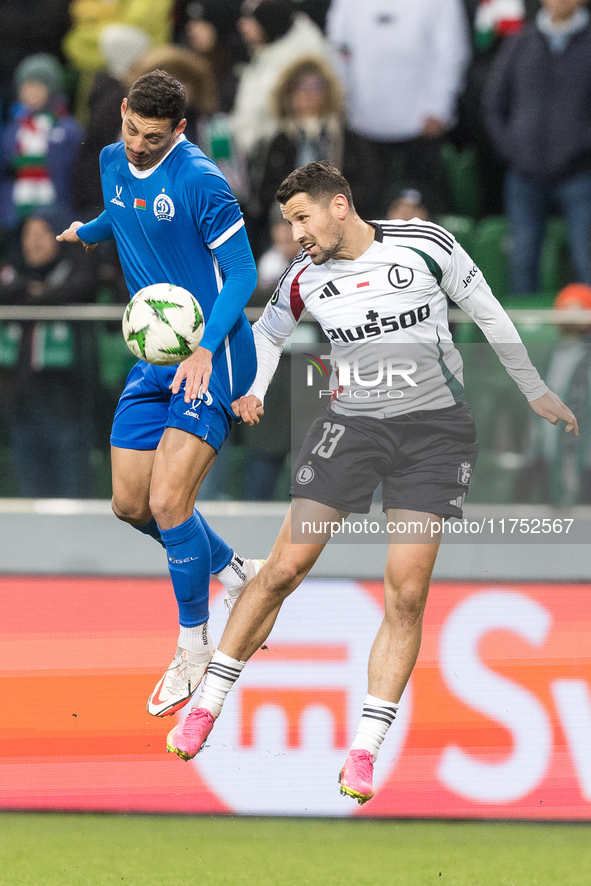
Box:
[471,214,572,303]
[471,215,510,300]
[440,143,484,219]
[539,217,570,293]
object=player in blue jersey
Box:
[58,71,264,717]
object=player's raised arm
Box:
[443,240,578,434]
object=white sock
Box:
[196,650,245,717]
[178,621,211,655]
[349,694,398,762]
[215,554,248,591]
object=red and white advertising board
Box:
[1,576,590,818]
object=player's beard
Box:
[307,221,345,265]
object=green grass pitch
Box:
[1,814,590,886]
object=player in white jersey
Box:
[166,161,578,804]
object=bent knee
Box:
[395,598,426,626]
[388,584,429,626]
[147,490,187,528]
[111,495,151,526]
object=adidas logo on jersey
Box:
[319,281,340,299]
[326,304,430,344]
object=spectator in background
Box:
[291,0,331,30]
[387,187,433,222]
[231,0,331,160]
[255,208,301,297]
[0,0,71,119]
[175,0,244,113]
[519,283,591,504]
[248,55,344,232]
[0,204,101,497]
[326,0,471,216]
[246,52,374,252]
[62,0,173,119]
[0,54,83,237]
[455,0,529,215]
[72,24,152,218]
[483,0,591,294]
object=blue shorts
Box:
[110,361,233,452]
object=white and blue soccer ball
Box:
[122,282,205,366]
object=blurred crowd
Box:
[0,0,589,502]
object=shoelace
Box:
[182,708,213,738]
[165,652,208,692]
[350,751,373,784]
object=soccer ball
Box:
[122,282,205,366]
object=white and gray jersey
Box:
[251,219,547,418]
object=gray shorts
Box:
[290,403,478,518]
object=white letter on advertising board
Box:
[437,591,552,803]
[551,679,591,800]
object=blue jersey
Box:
[79,136,256,408]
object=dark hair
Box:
[273,55,343,120]
[275,161,354,208]
[127,70,187,128]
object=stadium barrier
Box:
[0,303,590,504]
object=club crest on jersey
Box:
[458,461,472,485]
[110,185,125,207]
[153,193,175,221]
[388,265,414,289]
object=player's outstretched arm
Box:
[231,395,264,425]
[528,389,578,435]
[56,221,97,253]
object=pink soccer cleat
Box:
[338,749,375,805]
[166,707,216,761]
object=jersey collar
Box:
[367,221,384,242]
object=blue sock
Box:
[198,509,233,573]
[135,517,164,548]
[159,512,212,627]
[134,511,232,573]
